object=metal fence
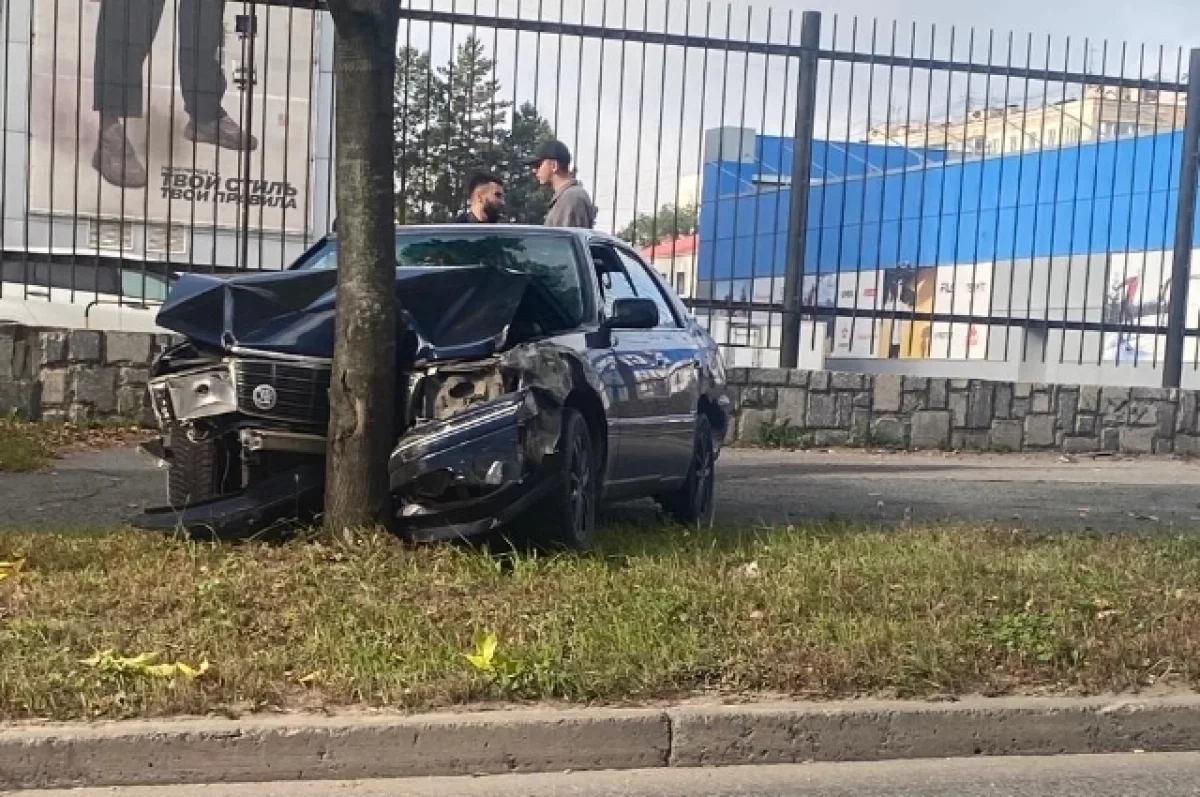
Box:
[1,0,1198,388]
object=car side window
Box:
[591,244,639,319]
[613,248,681,329]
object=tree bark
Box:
[324,0,399,534]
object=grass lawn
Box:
[0,417,148,472]
[1,523,1199,721]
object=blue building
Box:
[699,126,1188,290]
[695,124,1200,379]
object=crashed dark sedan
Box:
[134,224,730,547]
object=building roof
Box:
[641,234,698,260]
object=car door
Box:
[592,242,698,487]
[611,245,701,484]
[590,242,659,488]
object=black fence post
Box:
[1164,48,1200,389]
[779,10,821,369]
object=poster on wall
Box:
[830,271,881,357]
[816,266,920,359]
[802,272,837,309]
[28,0,317,253]
[927,263,994,360]
[1099,251,1200,364]
[832,315,883,358]
[874,266,917,359]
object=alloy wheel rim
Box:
[694,435,714,516]
[568,434,591,536]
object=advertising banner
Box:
[927,263,993,360]
[810,267,920,359]
[1102,250,1200,364]
[830,271,882,358]
[832,315,883,358]
[28,0,316,250]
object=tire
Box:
[658,414,716,525]
[527,408,597,550]
[166,429,223,508]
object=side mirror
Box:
[602,297,659,330]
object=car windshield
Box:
[295,230,584,328]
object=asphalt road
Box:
[18,754,1200,796]
[2,445,1200,532]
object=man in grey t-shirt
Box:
[526,140,597,229]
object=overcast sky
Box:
[398,0,1200,231]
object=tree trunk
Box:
[323,0,399,534]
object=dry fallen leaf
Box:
[0,559,26,584]
[81,650,210,680]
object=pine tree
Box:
[499,102,555,223]
[393,46,438,224]
[393,38,555,224]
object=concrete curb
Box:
[5,696,1200,789]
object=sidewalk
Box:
[6,697,1200,790]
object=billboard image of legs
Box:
[28,0,317,262]
[91,0,256,190]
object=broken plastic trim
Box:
[131,464,323,537]
[388,389,552,495]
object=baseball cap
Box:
[525,139,572,169]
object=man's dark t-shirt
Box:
[454,211,483,223]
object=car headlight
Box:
[152,366,237,422]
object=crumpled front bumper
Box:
[131,389,562,540]
[131,463,324,537]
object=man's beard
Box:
[482,203,504,223]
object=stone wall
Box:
[0,324,173,425]
[1,322,1197,455]
[727,368,1199,455]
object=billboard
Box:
[927,263,993,360]
[815,264,995,360]
[28,0,317,252]
[818,267,919,359]
[1102,250,1200,364]
[830,271,884,358]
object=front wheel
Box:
[657,415,716,525]
[167,428,225,508]
[526,408,597,550]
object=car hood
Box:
[155,265,534,361]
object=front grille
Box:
[231,358,331,427]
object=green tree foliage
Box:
[394,37,555,224]
[617,202,699,248]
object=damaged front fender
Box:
[389,388,562,503]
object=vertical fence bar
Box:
[779,9,820,369]
[1163,47,1200,388]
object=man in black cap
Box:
[454,173,507,223]
[92,0,257,189]
[527,140,596,229]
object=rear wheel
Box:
[657,414,716,525]
[527,408,596,550]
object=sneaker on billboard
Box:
[92,123,147,190]
[184,113,259,152]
